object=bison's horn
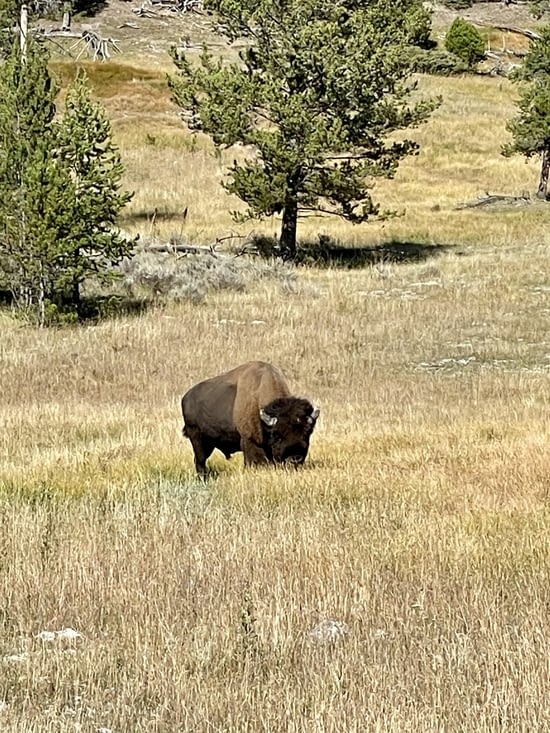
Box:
[260,409,278,427]
[311,406,320,420]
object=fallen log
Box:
[455,193,532,210]
[145,242,218,255]
[472,20,541,42]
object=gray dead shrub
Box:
[120,248,297,304]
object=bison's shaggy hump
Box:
[181,361,319,475]
[261,396,314,417]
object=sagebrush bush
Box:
[120,248,297,303]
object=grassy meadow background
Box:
[1,11,550,729]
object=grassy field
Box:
[1,29,550,731]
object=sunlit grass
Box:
[1,39,550,732]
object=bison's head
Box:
[259,397,319,466]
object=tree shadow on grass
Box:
[296,238,454,268]
[120,209,186,225]
[72,0,109,18]
[0,291,152,322]
[78,294,152,322]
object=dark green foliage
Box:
[169,0,439,259]
[530,0,550,17]
[54,71,135,307]
[0,0,17,55]
[509,25,550,83]
[503,25,550,200]
[406,47,471,76]
[441,0,473,8]
[71,0,108,17]
[404,4,436,50]
[0,42,66,322]
[0,44,134,324]
[445,17,485,70]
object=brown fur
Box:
[181,361,319,475]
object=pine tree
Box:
[169,0,439,260]
[502,26,550,200]
[0,40,71,324]
[444,17,485,70]
[54,70,134,311]
[0,43,134,324]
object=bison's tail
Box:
[182,423,189,438]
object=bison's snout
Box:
[285,454,305,467]
[278,444,308,466]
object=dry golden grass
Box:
[1,47,550,731]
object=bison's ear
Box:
[260,409,278,427]
[311,406,320,420]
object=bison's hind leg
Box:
[185,427,215,477]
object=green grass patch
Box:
[51,60,166,95]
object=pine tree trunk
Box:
[37,277,45,328]
[536,146,550,200]
[279,198,298,261]
[71,276,81,315]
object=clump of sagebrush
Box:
[120,249,296,303]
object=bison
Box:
[181,361,319,475]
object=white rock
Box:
[36,631,57,642]
[2,652,29,664]
[57,627,84,641]
[309,620,350,644]
[36,627,84,642]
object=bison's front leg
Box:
[241,438,269,467]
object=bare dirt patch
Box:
[431,1,544,31]
[44,1,546,68]
[43,1,227,66]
